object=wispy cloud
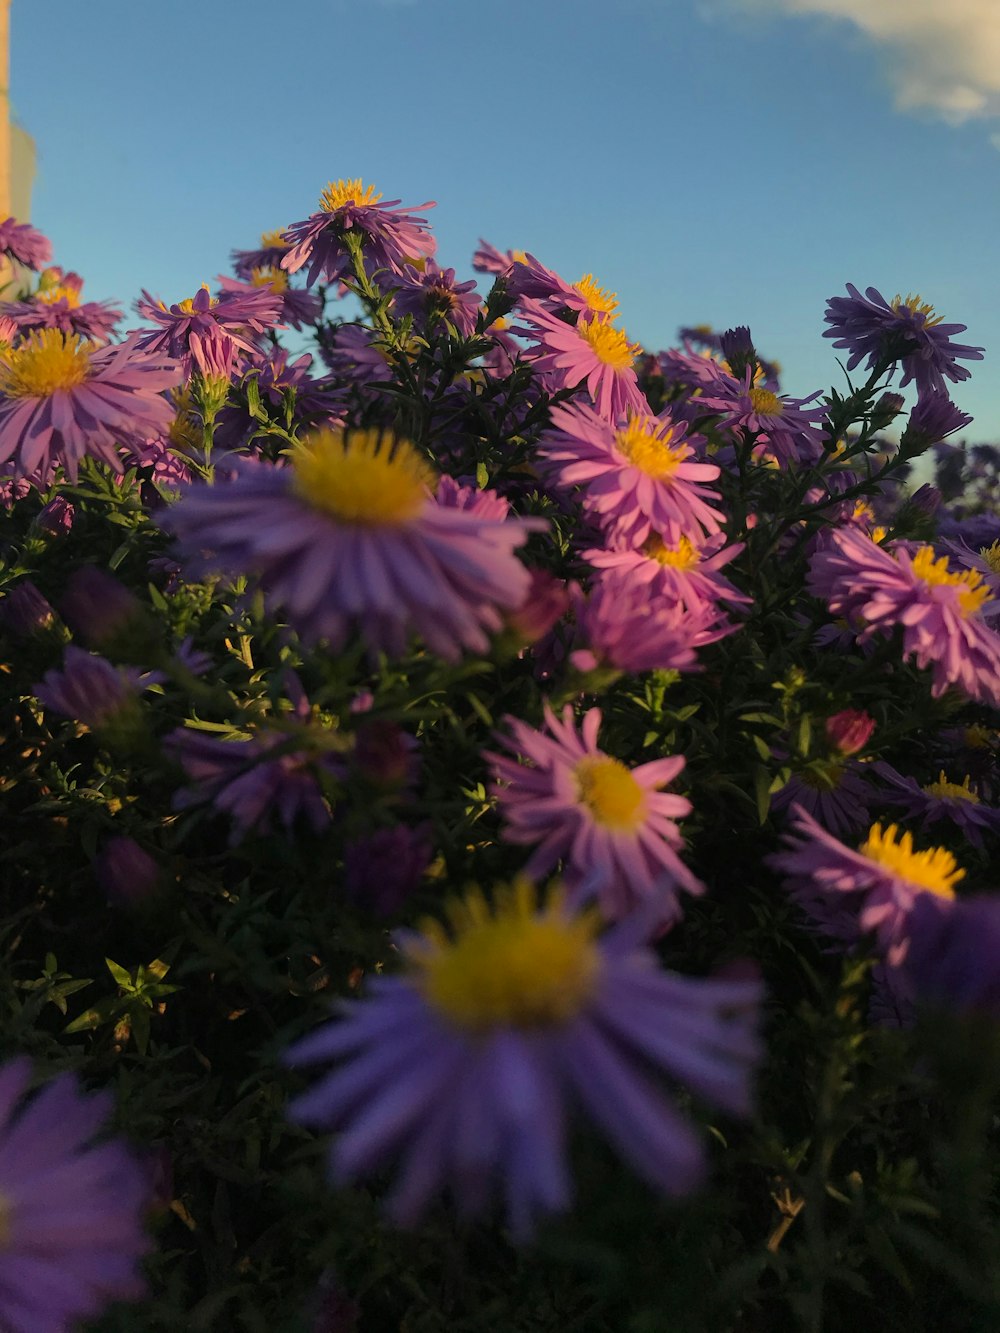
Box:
[721,0,1000,126]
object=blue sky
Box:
[13,0,1000,436]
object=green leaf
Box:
[105,958,133,989]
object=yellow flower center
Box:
[853,500,876,524]
[0,329,91,398]
[319,178,382,213]
[511,250,528,265]
[574,754,646,830]
[642,533,700,570]
[171,285,215,316]
[289,427,434,526]
[979,541,1000,576]
[859,822,963,899]
[891,293,944,327]
[910,545,989,617]
[250,266,289,293]
[260,228,289,250]
[573,274,619,320]
[36,282,80,308]
[748,387,782,417]
[577,317,638,371]
[964,724,995,749]
[615,417,687,479]
[923,772,980,804]
[413,880,601,1032]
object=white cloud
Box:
[725,0,1000,125]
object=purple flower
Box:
[217,271,322,333]
[823,285,984,396]
[165,724,342,846]
[903,893,1000,1017]
[0,1057,149,1328]
[585,531,749,615]
[771,807,964,965]
[900,390,973,452]
[0,579,56,638]
[285,880,761,1239]
[0,330,178,483]
[0,216,51,269]
[96,835,162,906]
[809,527,1000,707]
[134,284,282,380]
[162,429,543,662]
[871,761,1000,850]
[571,571,735,675]
[231,227,293,281]
[771,761,875,838]
[34,495,74,534]
[540,401,723,546]
[34,646,145,730]
[471,239,523,276]
[344,824,433,917]
[282,179,436,288]
[698,369,827,467]
[1,268,122,342]
[487,705,704,927]
[352,719,419,794]
[390,261,480,337]
[60,565,142,650]
[514,299,649,423]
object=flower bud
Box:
[825,708,875,756]
[0,579,56,638]
[95,836,162,907]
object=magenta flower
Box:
[515,299,649,422]
[285,879,761,1239]
[231,227,293,281]
[282,179,436,288]
[825,708,876,756]
[541,401,724,545]
[217,271,322,332]
[0,216,51,269]
[0,330,178,482]
[507,255,621,324]
[571,571,735,675]
[585,531,749,614]
[162,428,543,661]
[771,806,964,965]
[471,238,522,276]
[135,283,282,379]
[390,261,480,337]
[0,1057,149,1328]
[808,527,1000,707]
[823,284,984,395]
[488,704,704,926]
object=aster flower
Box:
[344,824,433,917]
[285,879,761,1239]
[282,179,436,288]
[487,705,704,926]
[471,239,525,276]
[903,893,1000,1017]
[162,428,543,661]
[33,647,153,748]
[217,270,322,332]
[771,806,964,965]
[0,330,178,482]
[507,255,620,324]
[0,579,56,638]
[540,400,723,546]
[231,227,293,281]
[96,835,162,907]
[770,760,875,838]
[0,216,51,270]
[134,283,283,379]
[808,527,1000,706]
[698,368,827,467]
[1,282,122,344]
[899,389,973,452]
[823,285,984,396]
[585,531,749,614]
[571,571,736,675]
[387,260,480,337]
[165,719,342,846]
[515,299,648,422]
[871,761,1000,851]
[0,1058,149,1329]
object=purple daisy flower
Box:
[571,571,736,675]
[903,892,1000,1018]
[0,330,178,482]
[0,1057,149,1329]
[507,255,620,324]
[823,285,984,396]
[344,823,433,917]
[134,283,283,379]
[808,527,1000,707]
[871,761,1000,850]
[770,760,875,838]
[0,216,51,270]
[515,299,649,423]
[217,270,322,332]
[771,806,964,965]
[33,646,148,730]
[487,705,704,928]
[900,390,973,450]
[389,261,480,337]
[284,879,762,1239]
[584,531,749,614]
[282,179,436,288]
[0,579,56,638]
[162,428,543,661]
[231,227,293,281]
[471,239,525,276]
[698,369,827,467]
[540,400,724,546]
